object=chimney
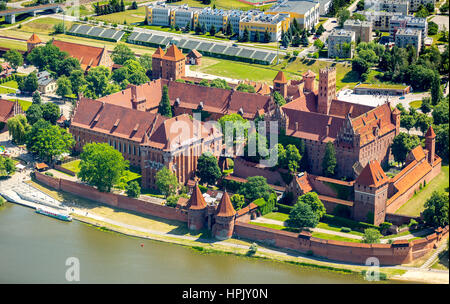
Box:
[131,85,137,103]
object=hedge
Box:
[253,193,277,216]
[276,202,294,214]
[322,214,379,232]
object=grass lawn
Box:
[4,99,32,111]
[93,7,147,25]
[263,212,289,222]
[17,17,74,35]
[396,165,449,216]
[61,159,81,173]
[316,222,364,237]
[1,80,18,89]
[409,100,422,109]
[0,38,27,52]
[311,232,361,243]
[431,249,449,270]
[0,87,16,94]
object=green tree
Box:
[420,97,432,114]
[297,192,326,219]
[316,24,325,36]
[57,57,81,77]
[337,9,350,27]
[122,59,149,85]
[322,141,337,177]
[434,123,449,162]
[230,194,245,211]
[41,102,60,124]
[111,43,136,65]
[263,29,271,43]
[273,91,286,106]
[155,166,179,198]
[56,75,73,98]
[26,120,74,163]
[391,133,421,164]
[414,113,433,134]
[362,228,382,243]
[4,49,23,69]
[236,83,256,93]
[25,104,43,125]
[69,70,86,97]
[209,24,216,36]
[83,66,112,99]
[432,99,449,125]
[0,156,16,176]
[288,201,319,228]
[7,114,30,145]
[78,143,129,192]
[423,191,449,228]
[32,91,42,105]
[239,176,271,202]
[209,78,230,89]
[242,27,249,42]
[431,73,442,105]
[196,152,221,186]
[19,72,38,94]
[158,85,172,117]
[126,180,141,198]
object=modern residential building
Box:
[268,0,320,30]
[394,28,422,54]
[344,19,373,42]
[409,0,435,11]
[327,29,355,58]
[365,0,409,15]
[389,15,428,42]
[37,71,57,95]
[362,10,402,31]
[319,0,332,16]
[239,11,291,42]
[197,7,230,32]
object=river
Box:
[0,202,373,284]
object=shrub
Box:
[362,228,382,244]
[341,227,351,233]
[276,202,294,214]
[0,196,5,206]
[246,243,258,256]
[408,219,418,228]
[44,172,53,177]
[198,184,208,194]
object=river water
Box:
[0,202,372,284]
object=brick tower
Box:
[27,33,42,53]
[425,125,436,164]
[391,106,401,136]
[161,44,186,80]
[186,183,207,230]
[273,71,288,98]
[353,160,389,225]
[318,67,336,115]
[151,47,165,79]
[302,70,316,92]
[212,191,236,240]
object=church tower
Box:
[318,67,336,115]
[273,71,288,98]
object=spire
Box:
[216,191,236,217]
[27,33,41,44]
[163,44,185,61]
[186,183,207,210]
[425,125,436,139]
[152,47,165,59]
[273,71,287,84]
[356,160,389,188]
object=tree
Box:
[400,114,416,132]
[7,114,30,145]
[236,83,256,93]
[26,120,74,163]
[4,50,23,69]
[185,21,191,33]
[122,59,149,85]
[431,72,443,105]
[196,152,221,186]
[420,97,432,114]
[41,102,60,124]
[391,133,421,164]
[56,75,72,98]
[209,78,230,90]
[53,22,65,34]
[288,201,319,228]
[322,141,337,177]
[434,124,449,162]
[57,57,81,77]
[83,66,112,99]
[155,166,179,197]
[316,24,325,36]
[19,72,38,94]
[111,43,136,65]
[25,104,43,125]
[209,24,216,36]
[297,192,326,220]
[432,99,449,125]
[263,29,270,43]
[126,181,141,198]
[130,1,138,9]
[138,54,153,75]
[280,144,302,173]
[78,143,129,192]
[32,91,42,105]
[362,228,382,243]
[414,113,433,134]
[428,21,439,36]
[273,91,286,106]
[230,194,245,211]
[337,9,350,27]
[352,57,370,75]
[158,85,172,117]
[423,191,449,228]
[242,27,249,42]
[239,176,271,202]
[313,38,324,50]
[26,43,67,72]
[69,70,86,97]
[0,156,16,177]
[254,30,260,43]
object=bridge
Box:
[0,3,64,24]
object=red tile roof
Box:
[294,173,313,193]
[152,47,165,58]
[356,160,389,188]
[187,49,202,58]
[163,44,185,61]
[216,191,236,217]
[52,40,109,71]
[0,99,16,123]
[27,33,41,44]
[187,184,207,210]
[273,71,287,83]
[425,125,436,138]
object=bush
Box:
[44,172,53,177]
[198,184,208,194]
[125,181,141,198]
[362,228,382,244]
[341,227,351,233]
[408,219,418,228]
[246,243,258,256]
[0,196,5,206]
[322,214,379,232]
[276,203,294,214]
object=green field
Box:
[93,7,147,24]
[2,80,18,89]
[0,38,27,52]
[396,166,449,216]
[61,159,81,173]
[409,100,422,109]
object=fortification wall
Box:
[385,213,419,226]
[35,172,188,222]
